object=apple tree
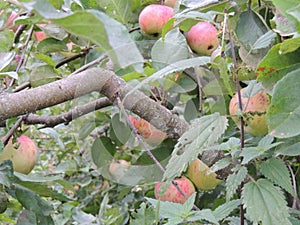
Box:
[0,0,300,224]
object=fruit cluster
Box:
[155,158,222,204]
[138,3,219,56]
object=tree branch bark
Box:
[24,97,112,127]
[0,67,188,138]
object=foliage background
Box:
[0,0,300,224]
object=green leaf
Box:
[240,135,282,164]
[130,203,157,225]
[91,137,115,169]
[236,9,268,51]
[275,142,300,156]
[272,0,300,33]
[146,197,184,221]
[30,1,144,70]
[0,52,15,71]
[16,209,54,225]
[213,199,241,221]
[14,173,70,201]
[0,160,14,187]
[279,37,300,54]
[14,185,52,216]
[30,65,61,87]
[257,44,300,92]
[213,56,234,96]
[54,10,144,70]
[146,195,219,225]
[92,138,166,186]
[242,179,291,225]
[226,166,247,201]
[188,209,219,224]
[164,113,228,180]
[0,29,14,52]
[131,57,211,94]
[151,28,189,70]
[267,69,300,138]
[272,9,297,36]
[110,113,132,145]
[210,157,232,173]
[99,0,135,24]
[252,30,277,50]
[260,158,294,195]
[36,38,67,54]
[0,72,18,80]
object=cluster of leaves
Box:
[1,0,300,224]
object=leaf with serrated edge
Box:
[146,197,183,218]
[260,158,294,195]
[226,166,247,201]
[164,113,228,180]
[267,69,300,138]
[213,199,241,221]
[210,157,232,173]
[240,135,282,165]
[242,179,291,225]
[188,209,219,224]
[130,203,156,225]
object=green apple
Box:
[138,4,173,36]
[186,22,219,56]
[154,176,196,204]
[0,135,38,174]
[186,159,222,191]
[229,88,270,136]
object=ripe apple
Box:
[154,176,195,204]
[129,115,167,145]
[229,87,270,136]
[138,4,174,36]
[0,135,38,174]
[186,22,219,56]
[164,0,177,7]
[186,159,222,191]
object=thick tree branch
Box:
[0,67,188,138]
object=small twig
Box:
[24,97,112,128]
[55,49,91,69]
[226,10,245,225]
[287,164,299,209]
[194,67,204,116]
[1,116,25,145]
[128,26,140,33]
[15,25,34,74]
[70,54,109,75]
[13,81,30,93]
